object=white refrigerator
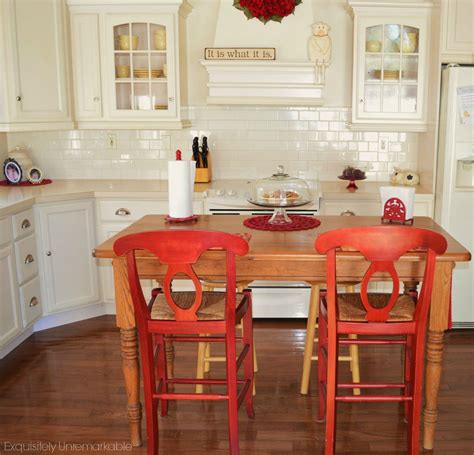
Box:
[435,65,474,327]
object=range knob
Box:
[226,189,236,196]
[215,189,224,196]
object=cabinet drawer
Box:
[98,199,169,222]
[15,234,38,283]
[0,218,13,246]
[12,209,35,239]
[322,201,380,216]
[19,277,42,326]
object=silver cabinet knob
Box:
[93,96,100,102]
[29,297,39,307]
[340,210,356,216]
[115,208,131,216]
[46,251,52,256]
[24,254,35,264]
[168,97,174,102]
[16,95,22,101]
[21,219,31,229]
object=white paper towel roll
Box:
[168,160,196,218]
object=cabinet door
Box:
[98,222,153,304]
[104,14,177,119]
[0,244,22,347]
[441,0,474,63]
[356,16,427,122]
[70,13,102,118]
[38,200,100,313]
[8,0,70,121]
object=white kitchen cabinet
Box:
[67,0,192,129]
[0,0,72,131]
[0,241,22,348]
[321,196,433,217]
[36,199,100,314]
[95,197,203,306]
[347,1,432,132]
[440,0,474,64]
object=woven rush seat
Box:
[336,293,415,322]
[151,291,243,320]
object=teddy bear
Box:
[308,21,332,84]
[390,167,420,186]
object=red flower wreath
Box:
[234,0,302,24]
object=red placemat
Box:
[0,179,53,187]
[244,215,321,231]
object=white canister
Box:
[8,146,33,181]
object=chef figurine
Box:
[308,21,332,84]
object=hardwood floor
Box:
[0,316,472,454]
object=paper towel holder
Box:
[165,214,199,224]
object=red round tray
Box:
[243,215,321,231]
[0,179,52,187]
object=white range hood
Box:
[201,0,325,106]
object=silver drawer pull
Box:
[29,297,39,307]
[21,219,31,229]
[24,254,35,264]
[115,208,131,216]
[340,210,356,216]
[46,251,52,256]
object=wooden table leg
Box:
[423,261,453,450]
[113,258,142,447]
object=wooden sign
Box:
[204,48,276,61]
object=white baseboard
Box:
[33,303,107,332]
[0,327,35,359]
[103,301,117,315]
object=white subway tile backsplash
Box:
[6,107,419,181]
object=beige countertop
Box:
[0,179,433,216]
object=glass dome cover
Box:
[248,165,312,207]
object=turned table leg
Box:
[423,261,453,450]
[113,258,142,447]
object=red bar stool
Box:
[314,226,447,454]
[114,230,255,455]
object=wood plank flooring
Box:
[0,316,472,454]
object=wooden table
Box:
[94,215,471,450]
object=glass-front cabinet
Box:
[68,0,191,129]
[348,2,432,131]
[107,16,176,117]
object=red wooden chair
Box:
[113,230,255,455]
[314,226,447,454]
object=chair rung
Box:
[204,356,226,363]
[155,392,229,401]
[338,383,406,389]
[311,355,353,362]
[339,339,406,346]
[236,344,250,371]
[171,336,243,343]
[336,395,412,402]
[168,378,245,385]
[237,379,251,408]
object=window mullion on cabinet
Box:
[147,22,152,112]
[129,22,135,110]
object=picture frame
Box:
[27,166,43,185]
[3,158,22,184]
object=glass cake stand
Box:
[247,198,312,225]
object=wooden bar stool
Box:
[300,283,361,395]
[315,226,447,454]
[196,280,258,395]
[114,230,255,455]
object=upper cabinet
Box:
[347,1,433,132]
[440,0,474,64]
[0,0,73,132]
[67,0,192,129]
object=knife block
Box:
[195,151,212,183]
